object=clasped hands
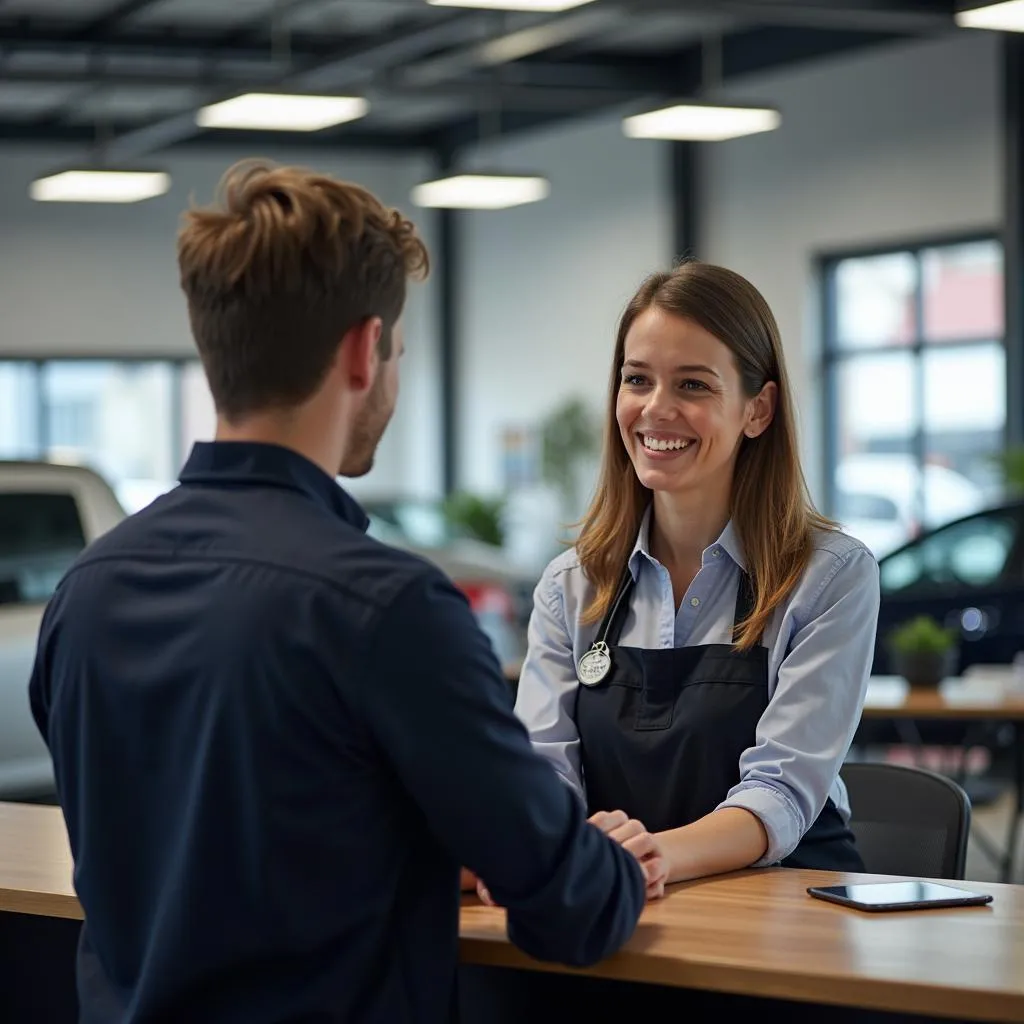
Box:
[475,809,669,907]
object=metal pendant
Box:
[577,641,611,687]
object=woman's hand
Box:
[470,810,671,908]
[588,809,669,900]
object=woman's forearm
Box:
[659,807,769,884]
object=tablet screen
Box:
[811,881,990,907]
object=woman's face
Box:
[615,307,776,499]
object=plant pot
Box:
[891,648,958,689]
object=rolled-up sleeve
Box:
[718,545,880,865]
[513,568,586,800]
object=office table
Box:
[2,803,1023,1023]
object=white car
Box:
[0,461,124,798]
[834,454,988,557]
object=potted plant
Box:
[442,491,506,548]
[887,615,959,689]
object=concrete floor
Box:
[964,788,1023,885]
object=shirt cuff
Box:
[717,782,803,866]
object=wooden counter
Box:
[3,803,1023,1022]
[461,867,1024,1023]
[0,802,79,920]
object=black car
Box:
[873,499,1024,676]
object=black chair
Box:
[840,761,972,880]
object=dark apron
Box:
[575,568,862,871]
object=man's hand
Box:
[472,810,669,908]
[476,877,498,907]
[588,810,669,901]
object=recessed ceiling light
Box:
[956,1,1024,31]
[411,173,550,210]
[29,169,171,203]
[427,0,596,9]
[195,93,369,132]
[623,102,782,142]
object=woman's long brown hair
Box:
[575,260,834,649]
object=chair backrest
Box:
[839,761,971,880]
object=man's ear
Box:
[339,317,383,393]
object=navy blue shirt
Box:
[29,442,644,1024]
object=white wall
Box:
[0,144,441,497]
[457,115,673,498]
[701,31,1002,499]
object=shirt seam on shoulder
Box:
[62,548,429,612]
[806,543,863,608]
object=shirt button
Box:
[690,597,701,608]
[712,548,722,558]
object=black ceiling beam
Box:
[0,118,427,151]
[70,0,169,42]
[431,107,614,156]
[721,23,910,77]
[93,11,492,161]
[0,65,665,115]
[398,5,625,89]
[468,55,679,92]
[0,25,348,61]
[211,0,330,48]
[690,0,953,31]
[0,57,677,95]
[434,18,910,155]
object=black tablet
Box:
[807,880,993,912]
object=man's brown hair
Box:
[178,159,429,420]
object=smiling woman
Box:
[509,259,882,894]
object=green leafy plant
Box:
[991,445,1024,496]
[540,396,600,518]
[888,615,957,656]
[443,491,506,547]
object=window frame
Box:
[0,355,194,474]
[818,229,1007,532]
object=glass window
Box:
[825,238,1006,558]
[0,362,41,459]
[0,492,86,606]
[922,343,1004,524]
[922,240,1003,343]
[834,252,916,350]
[181,361,216,456]
[40,362,177,514]
[879,511,1017,594]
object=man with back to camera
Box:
[28,159,663,1024]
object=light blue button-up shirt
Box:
[514,512,881,866]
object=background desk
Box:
[2,804,1023,1023]
[858,674,1024,882]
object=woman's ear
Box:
[744,381,778,439]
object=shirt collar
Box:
[178,441,369,532]
[628,505,747,576]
